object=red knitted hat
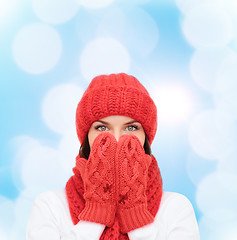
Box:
[76,73,157,144]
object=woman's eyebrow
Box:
[125,120,139,125]
[94,120,139,125]
[94,120,109,124]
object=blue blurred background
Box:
[1,0,237,239]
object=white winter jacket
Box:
[26,190,200,240]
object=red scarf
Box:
[66,155,162,239]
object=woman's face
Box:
[88,115,146,148]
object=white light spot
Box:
[214,95,237,120]
[32,0,79,25]
[198,215,214,240]
[223,0,237,12]
[0,0,17,23]
[217,147,237,195]
[188,110,237,160]
[0,229,7,240]
[11,136,40,191]
[196,172,237,222]
[224,224,237,240]
[80,38,130,81]
[212,52,237,120]
[190,47,235,92]
[21,143,69,192]
[96,6,125,40]
[76,5,125,44]
[216,53,237,108]
[12,23,62,74]
[182,4,234,48]
[224,1,237,51]
[186,151,216,186]
[11,134,77,200]
[75,0,114,9]
[14,191,33,232]
[175,0,223,14]
[114,7,159,57]
[12,190,45,240]
[150,83,193,125]
[59,132,78,172]
[198,216,237,240]
[42,84,83,134]
[0,197,15,233]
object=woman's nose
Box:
[112,130,123,142]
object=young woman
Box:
[27,73,200,240]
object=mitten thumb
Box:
[75,154,87,179]
[145,154,152,169]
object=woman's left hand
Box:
[115,134,154,234]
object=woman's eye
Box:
[126,125,138,131]
[95,125,108,131]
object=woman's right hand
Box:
[76,132,117,227]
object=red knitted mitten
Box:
[76,133,117,227]
[116,134,154,233]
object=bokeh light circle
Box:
[196,172,237,222]
[76,5,124,43]
[75,0,114,9]
[186,151,216,186]
[0,230,7,240]
[224,224,237,240]
[224,0,237,51]
[212,52,237,120]
[121,7,159,57]
[42,84,83,134]
[190,47,234,92]
[0,197,15,233]
[198,215,237,240]
[188,109,237,160]
[12,190,41,240]
[11,136,39,191]
[32,0,79,24]
[12,22,62,74]
[150,83,193,125]
[175,0,223,14]
[0,0,18,24]
[216,52,237,107]
[20,143,69,192]
[59,132,79,170]
[217,147,237,195]
[182,4,234,48]
[80,37,130,81]
[14,191,33,230]
[96,6,125,40]
[214,94,237,120]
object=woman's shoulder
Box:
[156,191,199,231]
[158,191,196,217]
[129,192,199,239]
[32,189,69,216]
[34,189,67,202]
[161,191,193,207]
[29,189,73,227]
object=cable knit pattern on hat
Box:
[76,73,157,144]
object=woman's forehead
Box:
[94,115,139,124]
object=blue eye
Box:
[126,125,138,131]
[95,125,108,131]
